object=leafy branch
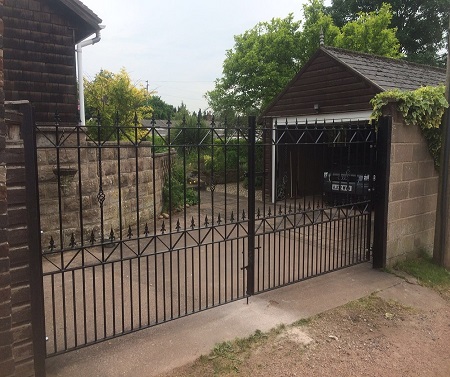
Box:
[371,85,449,168]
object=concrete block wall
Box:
[384,105,439,266]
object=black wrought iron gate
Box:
[31,114,377,356]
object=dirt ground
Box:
[163,281,450,377]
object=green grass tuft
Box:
[394,251,450,293]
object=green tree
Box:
[206,0,400,115]
[147,96,176,120]
[171,109,209,156]
[334,3,400,57]
[326,0,450,66]
[301,1,399,60]
[206,14,303,116]
[84,68,152,139]
[299,0,341,63]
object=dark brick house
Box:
[0,1,101,376]
[3,0,102,124]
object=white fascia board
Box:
[273,111,373,126]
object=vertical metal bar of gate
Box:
[246,116,256,296]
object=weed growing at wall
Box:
[371,85,448,168]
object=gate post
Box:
[246,116,256,295]
[373,116,392,269]
[21,103,47,376]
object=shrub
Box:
[163,158,198,212]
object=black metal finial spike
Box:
[279,205,283,215]
[144,223,149,237]
[191,216,195,230]
[211,114,215,127]
[197,109,202,126]
[109,228,115,242]
[308,201,311,210]
[54,108,61,126]
[268,207,272,217]
[204,215,209,227]
[115,111,120,126]
[133,111,138,126]
[49,236,55,251]
[90,230,95,245]
[242,210,246,221]
[176,219,181,232]
[161,221,166,234]
[217,213,222,225]
[127,225,133,239]
[230,211,235,223]
[69,233,76,248]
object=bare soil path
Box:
[162,279,450,377]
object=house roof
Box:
[58,0,103,42]
[323,47,446,92]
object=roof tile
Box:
[324,47,445,91]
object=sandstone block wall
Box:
[35,128,169,250]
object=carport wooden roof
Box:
[326,47,445,91]
[263,46,446,118]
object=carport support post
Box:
[246,115,256,296]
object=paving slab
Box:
[45,263,403,377]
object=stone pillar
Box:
[384,105,439,266]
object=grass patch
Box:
[394,251,450,290]
[344,294,412,314]
[292,318,312,327]
[194,329,277,375]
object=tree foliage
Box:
[326,0,450,66]
[206,0,400,116]
[147,96,176,120]
[84,68,152,128]
[334,4,400,57]
[206,14,303,117]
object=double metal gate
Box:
[31,114,377,356]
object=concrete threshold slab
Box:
[45,263,402,377]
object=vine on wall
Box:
[371,85,449,168]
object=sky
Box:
[79,0,329,113]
